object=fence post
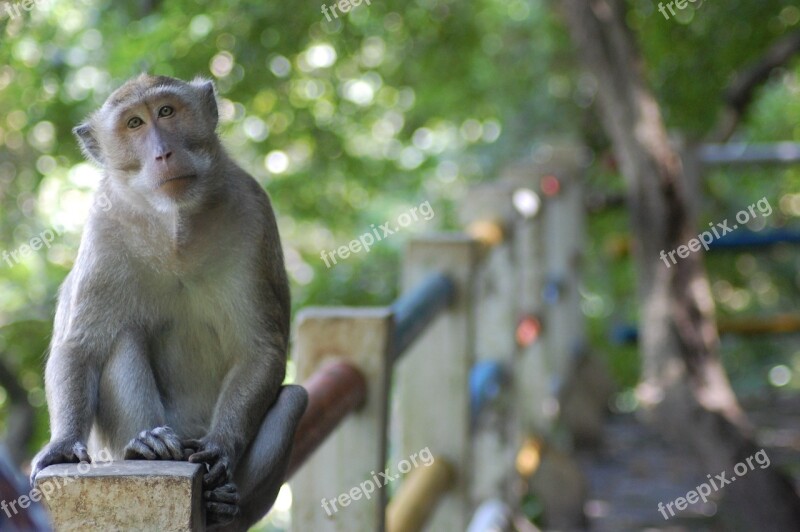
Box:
[505,148,592,528]
[35,462,203,531]
[290,307,393,532]
[460,184,520,506]
[503,147,589,432]
[394,235,479,531]
[504,166,552,434]
[540,153,587,388]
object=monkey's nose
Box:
[156,151,173,162]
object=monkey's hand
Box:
[183,437,235,488]
[183,438,240,525]
[124,426,186,461]
[30,439,91,486]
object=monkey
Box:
[30,74,308,530]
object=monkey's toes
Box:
[124,426,185,460]
[205,483,240,526]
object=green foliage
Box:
[0,319,51,454]
[630,0,800,135]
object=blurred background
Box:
[2,0,800,530]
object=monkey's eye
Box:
[127,116,144,129]
[158,105,174,118]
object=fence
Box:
[287,145,591,531]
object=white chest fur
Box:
[146,253,259,433]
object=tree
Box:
[561,0,800,527]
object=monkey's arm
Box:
[44,342,101,444]
[187,342,286,485]
[31,279,105,482]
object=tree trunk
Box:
[561,0,800,528]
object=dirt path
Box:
[578,393,800,531]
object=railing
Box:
[699,142,800,165]
[285,360,368,480]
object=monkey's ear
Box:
[190,78,218,129]
[73,123,104,165]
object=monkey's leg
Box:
[95,332,180,460]
[209,385,308,531]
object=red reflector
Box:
[516,316,541,347]
[541,175,560,196]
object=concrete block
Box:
[34,461,203,531]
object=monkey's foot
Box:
[124,426,186,460]
[205,482,240,526]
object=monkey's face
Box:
[74,75,221,211]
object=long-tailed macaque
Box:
[30,74,308,530]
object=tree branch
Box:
[710,30,800,142]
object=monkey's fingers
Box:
[204,483,239,505]
[140,428,180,460]
[205,501,240,526]
[72,442,92,464]
[30,458,61,487]
[187,448,220,465]
[124,438,158,460]
[205,488,240,528]
[150,427,185,460]
[203,461,228,488]
[30,442,89,486]
[182,439,209,461]
[125,428,185,460]
[142,431,172,459]
[181,438,203,451]
[30,455,64,486]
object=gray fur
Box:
[31,74,307,529]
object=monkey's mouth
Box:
[160,174,197,186]
[158,174,197,197]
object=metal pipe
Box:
[285,360,368,479]
[699,142,800,166]
[385,458,454,532]
[390,272,456,362]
